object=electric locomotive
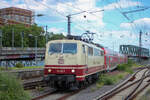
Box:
[44,39,105,89]
[44,37,127,89]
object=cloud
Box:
[103,0,141,10]
[93,29,140,51]
[120,18,150,32]
[48,27,64,33]
[54,0,105,34]
[0,0,10,8]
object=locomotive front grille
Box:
[48,74,75,82]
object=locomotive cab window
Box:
[48,43,77,54]
[49,43,62,54]
[63,43,77,54]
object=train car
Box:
[101,47,127,71]
[44,39,105,89]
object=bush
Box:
[117,60,134,74]
[117,64,127,71]
[128,59,134,65]
[0,67,6,71]
[0,72,31,100]
[99,74,117,85]
[15,63,24,68]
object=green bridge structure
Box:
[119,45,149,61]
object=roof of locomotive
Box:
[47,39,104,50]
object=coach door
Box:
[106,56,110,71]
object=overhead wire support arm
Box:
[122,7,150,14]
[119,7,150,22]
[66,9,105,36]
[88,9,105,14]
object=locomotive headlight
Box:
[71,69,75,73]
[48,69,51,72]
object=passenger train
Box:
[44,38,127,89]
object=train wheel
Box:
[87,76,93,84]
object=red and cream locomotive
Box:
[44,38,127,89]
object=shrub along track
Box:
[94,66,150,100]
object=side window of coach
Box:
[88,46,93,56]
[94,48,100,56]
[82,45,85,53]
[101,51,104,56]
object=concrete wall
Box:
[0,60,44,67]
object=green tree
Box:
[0,24,45,47]
[48,32,66,41]
[0,24,66,47]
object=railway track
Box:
[31,80,90,100]
[94,67,150,100]
[31,89,82,100]
[23,77,47,90]
[32,90,58,100]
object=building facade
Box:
[0,7,34,27]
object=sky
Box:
[1,0,150,51]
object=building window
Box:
[15,15,19,21]
[20,16,25,22]
[7,15,11,19]
[26,16,30,24]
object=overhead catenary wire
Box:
[32,0,66,18]
[64,1,121,40]
[32,0,118,37]
[24,0,149,48]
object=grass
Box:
[132,63,145,68]
[96,59,136,89]
[117,59,136,74]
[96,72,128,88]
[0,72,31,100]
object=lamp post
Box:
[20,32,24,48]
[0,30,2,62]
[41,25,48,44]
[12,28,14,47]
[0,30,2,48]
[45,25,48,44]
[29,34,43,66]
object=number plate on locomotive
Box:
[58,58,64,64]
[56,69,65,73]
